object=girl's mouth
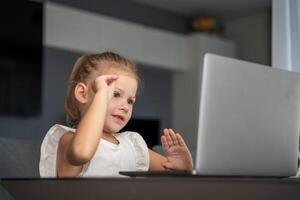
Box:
[112,114,125,122]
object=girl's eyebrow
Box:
[115,87,124,93]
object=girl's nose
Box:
[120,101,129,112]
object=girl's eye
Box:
[128,99,135,105]
[113,91,121,98]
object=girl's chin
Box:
[104,118,129,133]
[104,126,124,134]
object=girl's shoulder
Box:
[42,124,74,147]
[42,124,75,148]
[47,124,75,136]
[39,124,74,177]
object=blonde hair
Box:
[65,51,140,128]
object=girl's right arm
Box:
[57,75,118,177]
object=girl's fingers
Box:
[105,75,119,85]
[93,75,118,92]
[164,129,174,147]
[161,135,170,150]
[176,133,186,147]
[168,129,179,146]
[163,128,188,148]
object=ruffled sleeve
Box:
[39,124,75,177]
[122,131,150,171]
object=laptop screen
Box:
[195,53,300,177]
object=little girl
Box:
[39,52,193,177]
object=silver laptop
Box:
[195,53,300,177]
[120,53,300,177]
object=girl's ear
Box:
[74,82,89,104]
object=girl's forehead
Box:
[94,65,137,79]
[87,67,138,85]
[115,75,138,96]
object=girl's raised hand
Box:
[161,128,193,171]
[93,74,119,101]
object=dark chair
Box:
[0,136,41,178]
[0,136,41,199]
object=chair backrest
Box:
[0,136,41,178]
[0,185,14,200]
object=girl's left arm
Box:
[148,149,168,171]
[148,128,193,171]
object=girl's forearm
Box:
[148,149,168,171]
[68,92,108,164]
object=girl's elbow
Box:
[67,146,94,165]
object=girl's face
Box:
[103,74,138,134]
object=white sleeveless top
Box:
[39,124,150,177]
